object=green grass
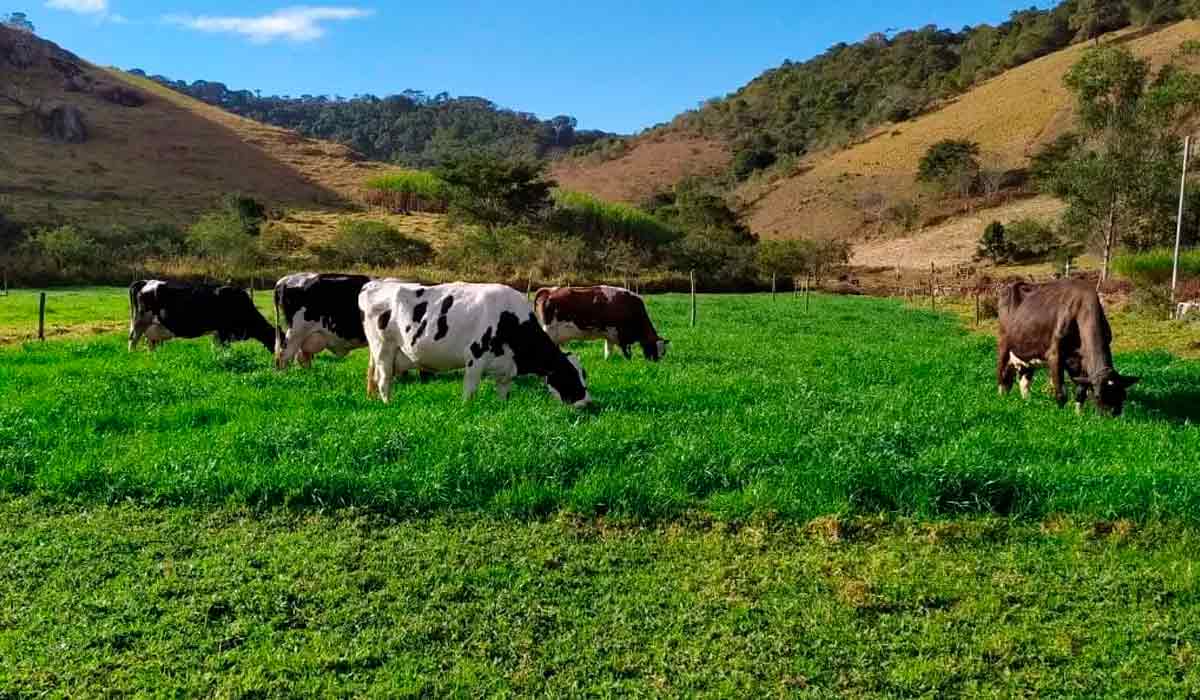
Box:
[1113,248,1200,285]
[5,499,1200,697]
[3,292,1200,521]
[552,189,679,246]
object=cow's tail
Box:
[273,282,285,357]
[532,287,552,324]
[128,280,146,325]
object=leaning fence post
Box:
[689,269,697,328]
[38,292,46,341]
[975,291,981,327]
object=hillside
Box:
[551,131,729,204]
[555,20,1200,266]
[0,25,382,228]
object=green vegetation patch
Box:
[4,499,1200,696]
[1114,248,1200,285]
[552,189,680,246]
[2,292,1199,521]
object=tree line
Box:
[676,0,1200,183]
[127,71,618,168]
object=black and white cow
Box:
[273,273,373,370]
[128,280,275,352]
[359,281,591,406]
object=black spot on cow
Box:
[377,310,392,331]
[416,287,426,298]
[412,302,429,324]
[492,310,586,403]
[470,326,493,359]
[433,296,455,341]
[405,325,412,334]
[411,321,427,345]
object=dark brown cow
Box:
[996,280,1139,415]
[534,285,669,361]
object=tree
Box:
[434,155,555,230]
[1069,0,1127,44]
[917,139,981,196]
[978,221,1011,263]
[2,12,35,34]
[1058,46,1200,282]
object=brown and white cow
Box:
[996,280,1139,416]
[533,285,668,361]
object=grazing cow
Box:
[128,280,275,352]
[533,285,669,361]
[274,273,372,370]
[359,281,591,407]
[996,280,1139,415]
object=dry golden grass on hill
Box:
[0,26,382,229]
[741,21,1200,252]
[550,131,729,204]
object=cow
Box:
[533,285,669,361]
[359,281,591,407]
[996,280,1139,416]
[273,273,372,370]
[128,280,275,352]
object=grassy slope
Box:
[3,292,1200,520]
[5,499,1200,697]
[0,26,381,228]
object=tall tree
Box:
[2,11,35,33]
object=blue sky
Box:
[26,1,1053,134]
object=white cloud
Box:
[45,0,108,14]
[164,6,372,43]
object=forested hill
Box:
[672,0,1200,179]
[128,70,620,167]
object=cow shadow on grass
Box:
[1132,388,1200,426]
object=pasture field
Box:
[5,292,1200,695]
[2,292,1200,519]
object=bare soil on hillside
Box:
[551,132,729,204]
[0,26,382,228]
[740,21,1200,243]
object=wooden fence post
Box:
[526,270,533,301]
[2,268,7,296]
[690,269,697,328]
[771,272,777,301]
[975,291,981,327]
[805,276,811,313]
[38,292,46,341]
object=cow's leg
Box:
[366,355,378,399]
[1047,347,1067,408]
[621,345,633,360]
[1018,368,1036,400]
[997,343,1016,396]
[495,374,513,401]
[463,360,487,402]
[298,351,313,369]
[128,321,145,351]
[375,344,409,404]
[603,340,612,361]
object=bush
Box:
[1128,284,1173,320]
[439,225,534,277]
[977,219,1062,264]
[363,170,451,213]
[32,225,100,272]
[435,155,554,229]
[94,224,186,259]
[220,193,267,235]
[978,221,1009,262]
[917,139,981,195]
[1113,248,1200,285]
[187,211,261,271]
[884,200,921,231]
[323,220,434,268]
[258,223,307,260]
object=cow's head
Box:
[1073,372,1140,416]
[545,352,590,408]
[644,338,670,361]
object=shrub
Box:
[187,211,261,271]
[0,209,27,249]
[324,220,434,268]
[363,170,451,213]
[435,155,554,229]
[33,225,100,272]
[1128,284,1173,320]
[258,223,307,260]
[220,193,267,235]
[439,225,534,277]
[978,221,1010,262]
[917,139,981,195]
[884,200,921,232]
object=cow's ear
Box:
[1118,375,1141,388]
[1071,376,1092,387]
